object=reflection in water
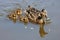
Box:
[24,22,28,25]
[12,19,17,23]
[24,22,28,29]
[39,23,48,38]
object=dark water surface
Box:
[0,0,60,40]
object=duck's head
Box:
[23,17,29,23]
[11,14,18,20]
[15,8,22,15]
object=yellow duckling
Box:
[15,8,22,16]
[36,16,45,24]
[23,16,29,23]
[19,16,29,23]
[11,14,18,23]
[7,13,14,20]
[41,9,48,19]
[25,12,36,23]
[7,14,12,19]
[7,11,15,19]
[12,14,18,20]
[26,14,33,22]
[7,13,18,23]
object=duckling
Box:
[27,5,41,14]
[31,18,36,23]
[24,10,29,16]
[27,5,36,13]
[26,14,33,22]
[23,16,29,23]
[12,14,18,20]
[29,13,37,23]
[36,16,45,24]
[25,13,36,23]
[7,13,14,20]
[40,9,48,23]
[41,9,48,19]
[7,13,18,23]
[15,8,22,16]
[11,14,18,23]
[7,14,12,19]
[19,16,29,23]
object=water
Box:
[0,0,60,40]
